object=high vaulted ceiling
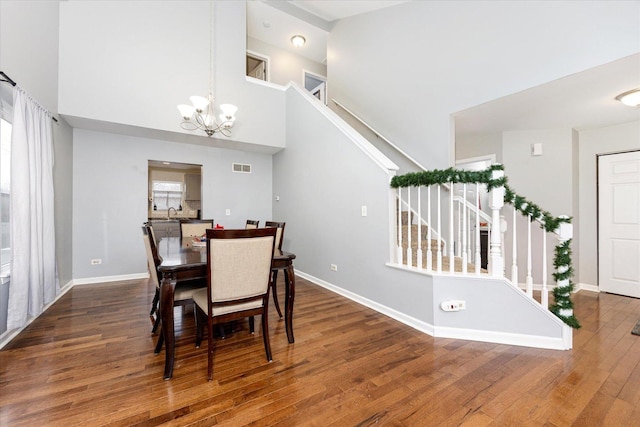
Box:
[247,1,639,140]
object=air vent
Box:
[232,163,252,173]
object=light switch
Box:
[531,143,543,156]
[225,209,231,216]
[361,205,367,217]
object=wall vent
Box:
[232,163,251,173]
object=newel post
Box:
[489,169,505,277]
[554,218,574,318]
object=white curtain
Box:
[7,85,57,330]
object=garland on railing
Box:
[549,239,580,328]
[390,164,506,189]
[390,164,580,329]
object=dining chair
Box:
[144,222,161,321]
[245,219,259,229]
[265,221,286,318]
[180,219,214,238]
[193,227,277,380]
[142,225,204,353]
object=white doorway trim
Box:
[597,149,640,297]
[455,154,497,169]
[302,69,327,105]
[246,50,270,82]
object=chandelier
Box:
[177,1,237,137]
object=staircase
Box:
[400,218,484,273]
[329,96,575,348]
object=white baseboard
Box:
[72,272,149,286]
[295,270,436,336]
[0,273,149,350]
[297,270,571,350]
[433,325,571,350]
[576,283,599,293]
[0,278,74,350]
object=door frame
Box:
[302,69,327,105]
[246,50,270,82]
[597,149,640,294]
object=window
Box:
[152,180,183,211]
[0,118,10,273]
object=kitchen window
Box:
[152,180,183,211]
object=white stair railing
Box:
[391,165,580,329]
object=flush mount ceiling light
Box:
[615,88,640,107]
[291,35,306,47]
[177,1,237,137]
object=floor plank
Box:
[1,278,640,426]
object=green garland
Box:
[391,165,580,329]
[549,239,580,328]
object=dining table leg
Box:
[159,275,177,380]
[284,263,295,343]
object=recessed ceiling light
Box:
[615,88,640,107]
[291,35,306,48]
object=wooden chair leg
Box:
[271,269,283,318]
[262,301,272,362]
[151,313,161,334]
[150,288,159,315]
[249,316,255,334]
[154,327,164,354]
[195,307,204,348]
[207,317,215,381]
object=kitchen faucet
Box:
[167,207,178,219]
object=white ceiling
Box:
[247,1,407,64]
[287,0,408,22]
[454,54,640,138]
[248,1,640,140]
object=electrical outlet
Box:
[330,264,338,271]
[440,300,466,312]
[90,259,102,265]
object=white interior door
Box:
[598,150,640,297]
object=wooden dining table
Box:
[156,236,297,380]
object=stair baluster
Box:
[526,214,533,296]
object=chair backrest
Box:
[206,228,276,303]
[142,225,161,288]
[245,219,259,229]
[180,219,214,238]
[264,221,285,250]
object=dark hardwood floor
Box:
[1,275,639,426]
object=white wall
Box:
[501,129,576,286]
[503,129,575,216]
[578,120,640,288]
[247,37,326,87]
[58,1,285,152]
[273,86,438,322]
[456,133,503,164]
[0,0,59,113]
[0,0,74,287]
[328,1,640,171]
[72,128,273,279]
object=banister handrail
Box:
[453,195,493,224]
[332,98,429,173]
